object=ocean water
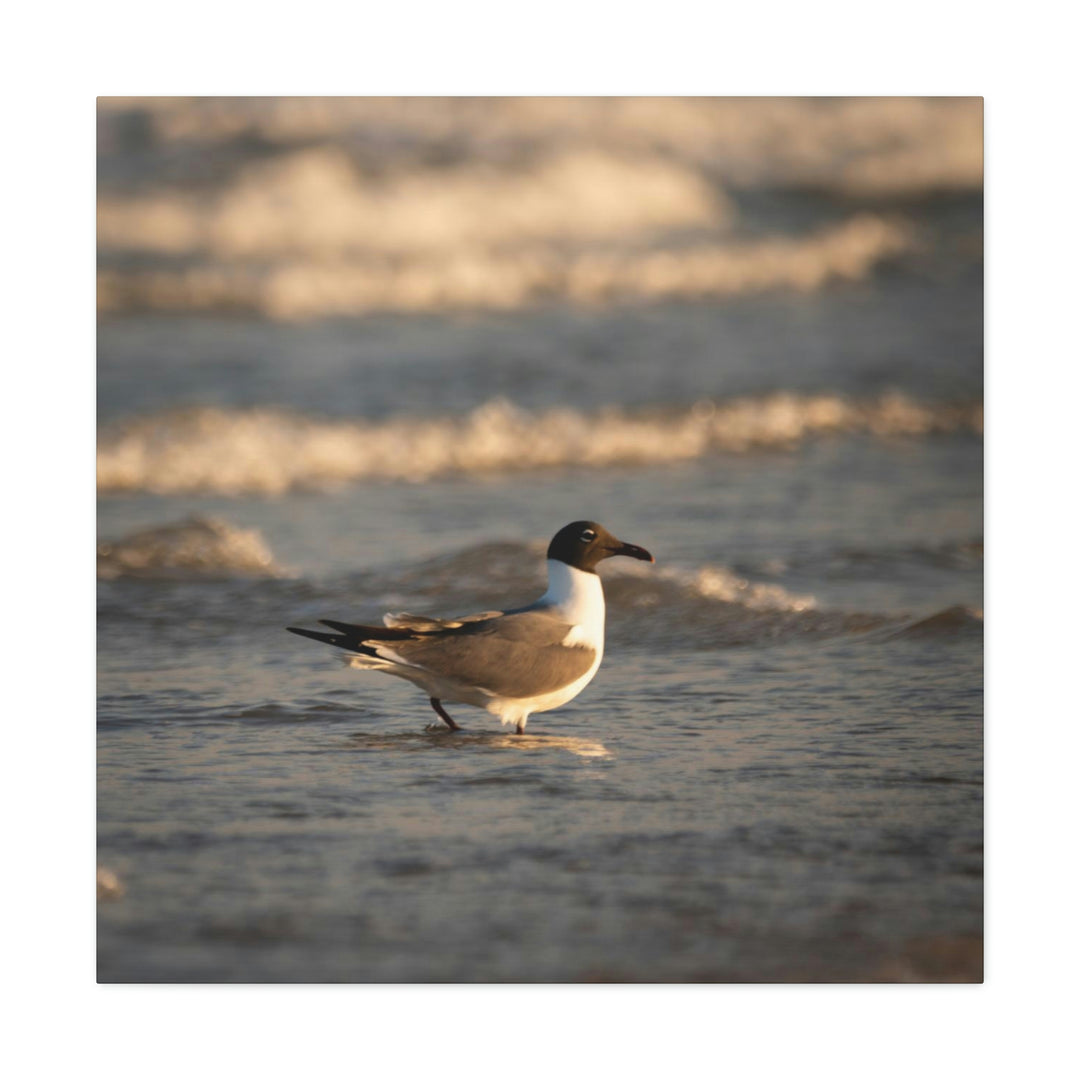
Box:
[97,99,982,982]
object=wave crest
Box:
[98,215,909,319]
[97,516,284,579]
[100,97,982,197]
[98,98,979,318]
[97,392,982,496]
[890,605,983,638]
[605,558,816,613]
[98,147,728,260]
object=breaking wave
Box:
[97,98,980,319]
[97,146,729,260]
[97,134,737,321]
[97,215,909,320]
[605,558,816,613]
[100,97,982,197]
[97,392,982,496]
[599,558,889,648]
[97,516,285,579]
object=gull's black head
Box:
[547,521,654,574]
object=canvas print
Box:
[97,97,983,982]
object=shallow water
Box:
[98,627,981,982]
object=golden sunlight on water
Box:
[345,731,612,758]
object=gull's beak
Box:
[611,540,654,563]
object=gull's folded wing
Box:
[376,610,596,699]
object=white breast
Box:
[538,559,606,654]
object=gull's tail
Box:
[287,619,437,684]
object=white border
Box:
[6,1,1078,1076]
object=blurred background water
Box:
[97,97,982,982]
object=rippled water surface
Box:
[98,430,982,982]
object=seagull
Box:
[287,521,654,734]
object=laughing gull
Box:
[287,521,654,734]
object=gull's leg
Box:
[430,698,462,732]
[515,720,526,736]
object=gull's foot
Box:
[515,721,526,735]
[429,697,463,732]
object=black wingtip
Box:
[288,618,415,656]
[286,625,346,648]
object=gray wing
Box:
[382,609,596,698]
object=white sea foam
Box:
[99,97,982,196]
[97,147,728,260]
[97,98,978,319]
[606,558,816,613]
[97,215,910,319]
[97,393,983,496]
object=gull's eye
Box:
[579,528,596,543]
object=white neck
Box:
[539,559,606,637]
